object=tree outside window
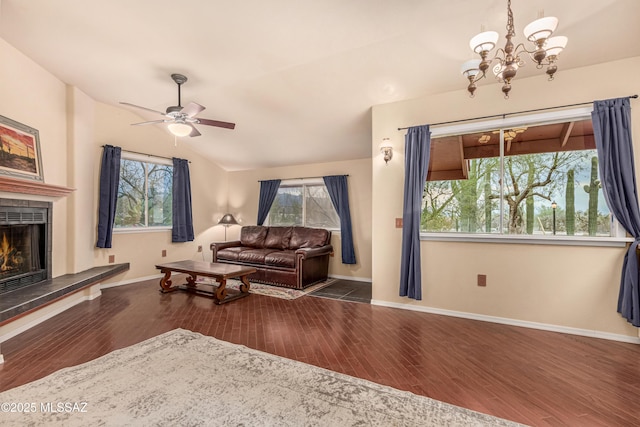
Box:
[422,118,612,237]
[268,183,339,229]
[115,158,173,228]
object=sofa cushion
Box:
[240,226,268,248]
[264,250,296,268]
[237,248,279,264]
[289,227,330,249]
[264,227,293,249]
[217,247,253,261]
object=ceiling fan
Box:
[120,73,235,137]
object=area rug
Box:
[0,329,524,426]
[196,277,337,300]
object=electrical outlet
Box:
[477,274,487,287]
[395,218,403,228]
[108,255,115,264]
[162,249,167,257]
[197,245,202,252]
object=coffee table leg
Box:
[214,278,228,303]
[158,269,176,293]
[239,275,251,294]
[186,274,198,289]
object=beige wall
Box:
[0,37,230,284]
[0,38,69,278]
[227,159,372,280]
[372,56,640,338]
[91,103,229,283]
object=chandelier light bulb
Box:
[544,36,568,57]
[469,31,499,54]
[523,16,558,42]
[461,59,482,78]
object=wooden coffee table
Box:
[155,260,257,304]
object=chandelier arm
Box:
[491,47,506,60]
[512,43,532,56]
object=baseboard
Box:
[328,274,372,283]
[371,299,640,345]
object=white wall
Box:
[372,56,640,338]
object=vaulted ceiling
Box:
[1,0,639,171]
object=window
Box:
[422,109,616,238]
[115,153,173,229]
[267,179,340,229]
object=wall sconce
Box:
[217,213,238,241]
[380,138,393,164]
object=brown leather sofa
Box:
[210,226,333,289]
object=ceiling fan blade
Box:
[120,102,167,116]
[188,125,201,137]
[196,118,236,130]
[132,119,167,126]
[181,102,205,118]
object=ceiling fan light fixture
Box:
[168,122,192,137]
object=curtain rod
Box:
[397,94,639,131]
[258,174,349,182]
[101,146,191,163]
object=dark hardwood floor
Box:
[1,278,639,426]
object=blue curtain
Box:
[592,97,640,326]
[323,175,356,264]
[172,158,195,242]
[400,125,431,300]
[257,179,281,225]
[96,145,121,248]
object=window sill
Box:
[113,227,172,234]
[420,232,633,248]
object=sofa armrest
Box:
[210,240,241,251]
[295,245,334,260]
[211,240,241,262]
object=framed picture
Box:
[0,115,44,181]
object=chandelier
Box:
[461,0,567,98]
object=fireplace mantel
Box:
[0,176,74,198]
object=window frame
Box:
[265,178,340,231]
[421,106,631,247]
[113,152,173,234]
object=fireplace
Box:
[0,199,52,294]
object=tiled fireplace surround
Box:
[0,179,128,363]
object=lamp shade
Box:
[544,36,568,57]
[461,59,482,77]
[168,122,192,137]
[523,16,558,42]
[218,213,238,226]
[469,31,499,53]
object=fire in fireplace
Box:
[0,199,51,294]
[0,225,39,274]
